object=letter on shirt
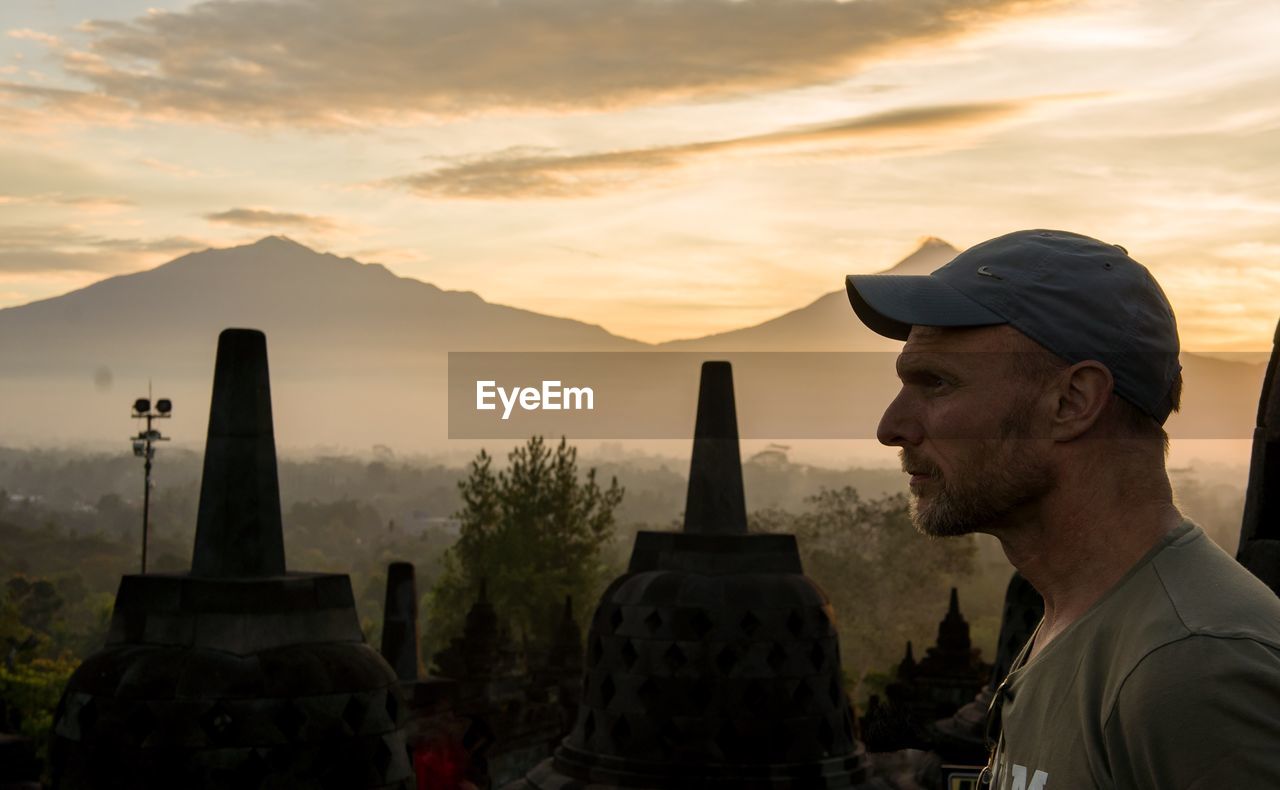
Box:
[1008,764,1048,790]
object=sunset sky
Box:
[2,0,1278,350]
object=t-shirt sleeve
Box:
[1103,634,1280,790]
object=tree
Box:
[426,437,623,659]
[751,487,977,697]
[5,577,62,639]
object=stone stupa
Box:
[1238,318,1280,596]
[516,361,884,789]
[50,328,413,789]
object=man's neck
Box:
[992,456,1182,661]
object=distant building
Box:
[401,580,575,789]
[747,443,792,466]
[401,511,463,536]
[862,588,992,752]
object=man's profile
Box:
[845,230,1280,788]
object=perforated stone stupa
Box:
[517,361,881,789]
[50,329,412,789]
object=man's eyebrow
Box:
[895,353,963,378]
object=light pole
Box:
[131,393,172,573]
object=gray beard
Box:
[906,404,1052,537]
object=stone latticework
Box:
[514,361,885,789]
[49,329,412,789]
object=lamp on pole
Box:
[131,392,172,573]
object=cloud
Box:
[6,29,62,47]
[394,96,1081,198]
[137,157,206,177]
[0,192,135,212]
[20,0,1061,127]
[0,146,116,196]
[0,226,205,275]
[204,207,337,232]
[0,80,134,130]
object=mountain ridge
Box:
[659,236,959,350]
[0,235,1264,450]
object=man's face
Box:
[877,325,1055,537]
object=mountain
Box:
[659,237,1266,445]
[0,237,641,448]
[0,235,1266,452]
[659,237,959,352]
[0,236,639,368]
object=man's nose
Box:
[877,389,923,447]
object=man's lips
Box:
[904,467,938,486]
[900,450,939,486]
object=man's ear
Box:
[1050,361,1113,441]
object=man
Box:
[844,229,1280,789]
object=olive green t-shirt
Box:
[990,520,1280,790]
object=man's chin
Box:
[914,521,976,538]
[909,501,977,538]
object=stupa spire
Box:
[682,361,747,535]
[191,328,286,576]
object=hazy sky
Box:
[2,0,1278,349]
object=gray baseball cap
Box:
[845,229,1182,424]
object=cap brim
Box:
[845,274,1007,341]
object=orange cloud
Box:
[394,95,1088,198]
[13,0,1064,127]
[0,80,134,130]
[0,192,135,212]
[6,28,62,47]
[0,226,205,275]
[204,208,338,232]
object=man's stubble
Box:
[903,394,1052,538]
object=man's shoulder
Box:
[1092,521,1280,721]
[1118,632,1280,703]
[1103,633,1280,788]
[1150,521,1280,645]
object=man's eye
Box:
[900,370,953,389]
